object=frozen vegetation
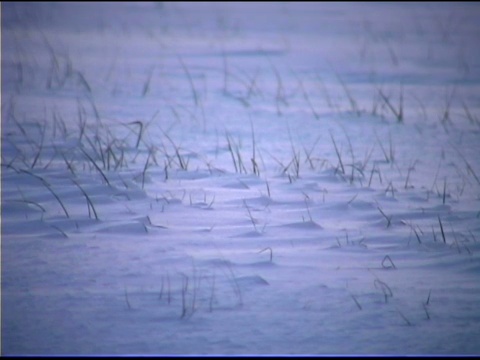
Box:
[1,2,480,355]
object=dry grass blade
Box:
[378,87,403,122]
[129,121,144,149]
[258,247,273,262]
[80,147,111,187]
[374,279,393,303]
[142,152,152,190]
[336,73,360,116]
[397,310,412,326]
[243,200,258,232]
[438,216,446,244]
[251,120,260,176]
[330,132,345,175]
[72,178,99,220]
[178,56,198,107]
[124,287,132,310]
[142,65,155,97]
[19,169,70,218]
[377,206,392,228]
[381,255,396,269]
[350,294,362,310]
[180,273,189,318]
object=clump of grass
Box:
[80,147,111,187]
[338,126,361,184]
[161,130,189,171]
[375,131,395,164]
[225,131,247,174]
[377,205,392,228]
[378,86,403,122]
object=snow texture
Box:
[1,2,480,356]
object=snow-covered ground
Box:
[2,2,480,355]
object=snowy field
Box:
[2,2,480,356]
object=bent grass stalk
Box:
[374,279,393,303]
[258,247,273,262]
[128,121,144,149]
[71,178,99,220]
[8,199,46,214]
[19,169,70,218]
[50,224,68,238]
[80,147,111,187]
[381,255,396,269]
